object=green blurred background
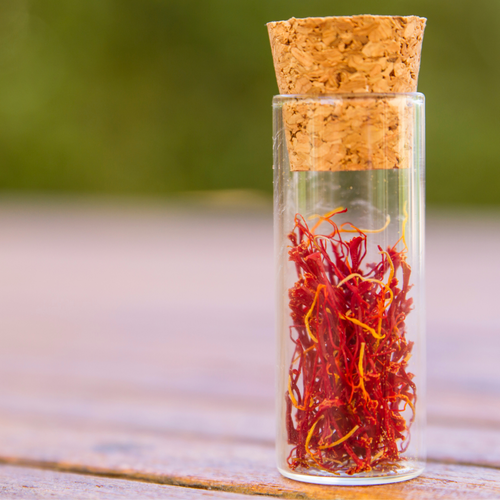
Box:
[0,0,499,206]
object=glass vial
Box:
[274,93,425,485]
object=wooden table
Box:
[0,198,499,499]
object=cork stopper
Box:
[267,15,426,95]
[268,16,426,172]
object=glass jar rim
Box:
[273,92,424,105]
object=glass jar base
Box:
[278,462,425,486]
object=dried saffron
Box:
[285,208,416,475]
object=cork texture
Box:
[268,15,426,171]
[282,96,414,172]
[267,15,426,95]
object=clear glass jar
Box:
[274,93,425,485]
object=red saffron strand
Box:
[285,210,416,475]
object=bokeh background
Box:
[1,0,499,206]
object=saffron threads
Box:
[286,208,416,475]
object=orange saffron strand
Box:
[304,285,325,343]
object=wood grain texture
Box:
[0,465,272,500]
[0,200,498,498]
[0,415,498,499]
[1,453,500,499]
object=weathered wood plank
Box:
[0,201,498,497]
[0,416,499,499]
[0,400,499,469]
[0,464,272,500]
[428,424,500,468]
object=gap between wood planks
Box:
[0,456,500,500]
